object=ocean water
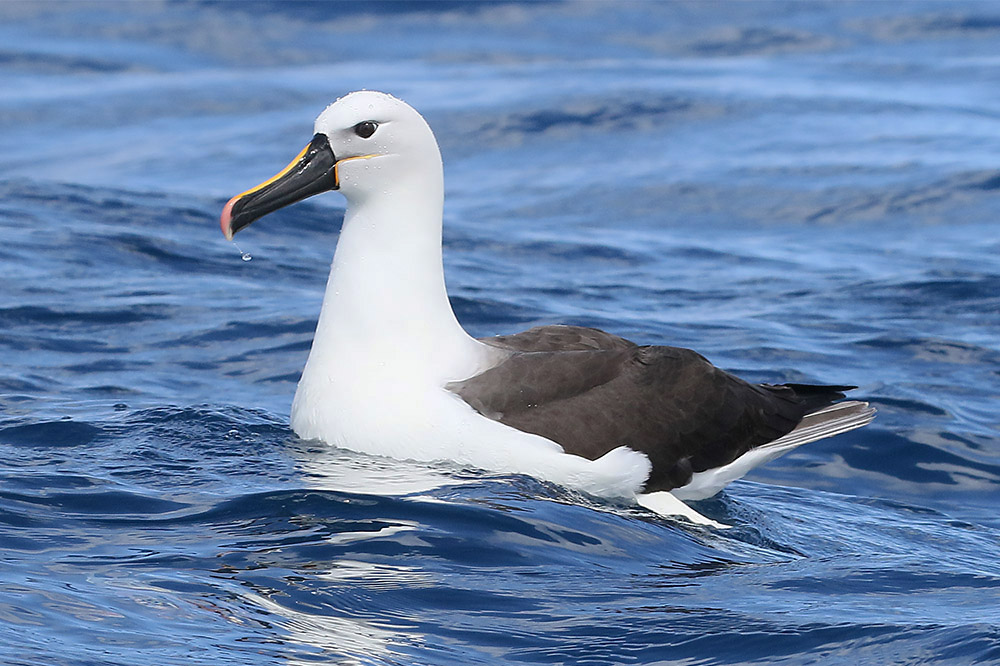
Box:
[2,1,999,664]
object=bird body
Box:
[221,91,874,525]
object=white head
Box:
[220,91,443,238]
[314,91,442,203]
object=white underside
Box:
[291,363,653,501]
[292,382,727,526]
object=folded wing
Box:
[449,325,870,493]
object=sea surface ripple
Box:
[1,2,999,664]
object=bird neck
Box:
[307,183,482,382]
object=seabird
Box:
[220,91,874,526]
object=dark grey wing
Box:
[451,346,635,420]
[451,331,851,493]
[455,323,638,418]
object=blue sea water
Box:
[2,1,1000,664]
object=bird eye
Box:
[354,121,378,139]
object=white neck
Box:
[298,172,485,390]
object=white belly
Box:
[289,362,651,500]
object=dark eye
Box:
[354,121,378,139]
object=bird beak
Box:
[220,133,338,240]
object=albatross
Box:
[220,90,874,526]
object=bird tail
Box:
[765,400,876,451]
[670,400,876,501]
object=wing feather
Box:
[449,325,857,493]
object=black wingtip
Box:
[763,383,859,411]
